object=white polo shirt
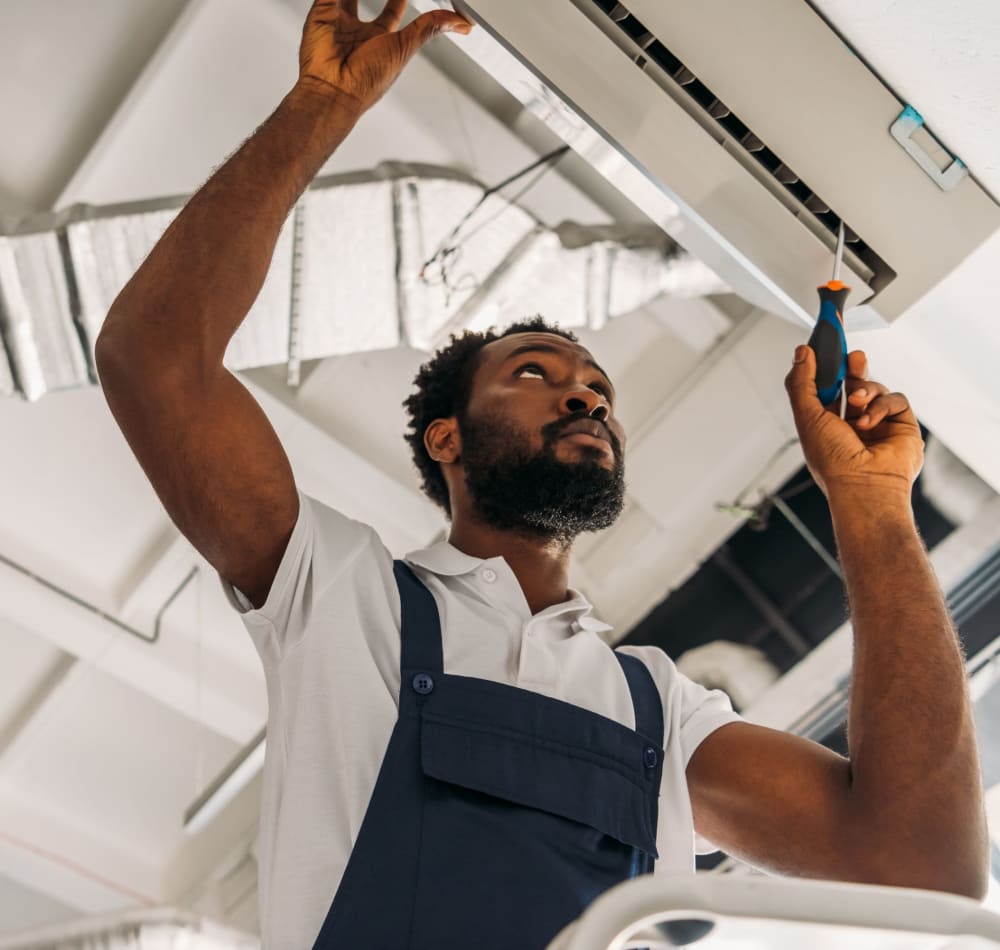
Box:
[221,489,741,950]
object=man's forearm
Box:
[97,84,361,373]
[830,484,988,895]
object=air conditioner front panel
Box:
[427,0,1000,326]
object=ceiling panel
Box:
[2,666,238,860]
[0,626,68,749]
[0,0,189,209]
[0,384,172,609]
[0,872,76,938]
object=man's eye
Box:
[591,383,611,399]
[516,364,545,379]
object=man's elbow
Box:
[94,322,134,381]
[844,799,990,902]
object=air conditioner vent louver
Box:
[587,0,891,291]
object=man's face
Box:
[457,332,627,544]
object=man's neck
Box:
[447,519,574,616]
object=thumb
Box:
[400,10,472,50]
[784,345,824,427]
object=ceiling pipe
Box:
[0,551,196,646]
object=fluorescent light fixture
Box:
[183,727,266,836]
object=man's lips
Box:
[558,418,612,443]
[556,419,616,458]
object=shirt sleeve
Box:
[218,487,388,660]
[620,644,743,763]
[673,668,744,768]
[671,662,744,855]
[617,644,743,859]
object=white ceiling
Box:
[1,0,999,941]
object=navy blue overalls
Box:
[311,561,664,949]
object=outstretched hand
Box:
[297,0,472,112]
[784,346,924,500]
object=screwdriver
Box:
[807,221,851,415]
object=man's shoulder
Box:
[294,488,396,589]
[299,488,384,545]
[614,643,672,673]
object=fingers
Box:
[845,376,916,430]
[784,345,825,428]
[846,349,869,381]
[844,377,886,416]
[852,391,914,429]
[787,346,916,430]
[842,359,917,430]
[396,8,472,53]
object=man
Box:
[94,0,988,947]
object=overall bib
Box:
[311,561,664,949]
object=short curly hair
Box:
[403,316,578,518]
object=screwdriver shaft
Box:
[833,221,845,283]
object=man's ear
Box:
[424,418,461,464]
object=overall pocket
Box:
[409,675,661,950]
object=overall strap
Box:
[615,652,664,747]
[392,560,444,674]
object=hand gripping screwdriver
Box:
[807,221,852,411]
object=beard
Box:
[458,409,626,545]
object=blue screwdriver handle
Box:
[807,281,850,406]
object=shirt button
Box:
[643,746,659,769]
[412,673,435,695]
[482,568,498,583]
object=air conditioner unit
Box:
[416,0,1000,329]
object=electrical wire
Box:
[418,145,572,304]
[442,63,480,179]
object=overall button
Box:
[643,746,659,769]
[482,568,498,583]
[412,673,435,695]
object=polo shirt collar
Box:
[405,540,484,577]
[404,541,613,636]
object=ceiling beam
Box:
[0,656,77,768]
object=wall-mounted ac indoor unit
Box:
[416,0,1000,329]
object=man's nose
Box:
[562,389,609,422]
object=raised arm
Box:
[686,346,988,899]
[95,0,472,608]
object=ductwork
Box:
[0,161,726,401]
